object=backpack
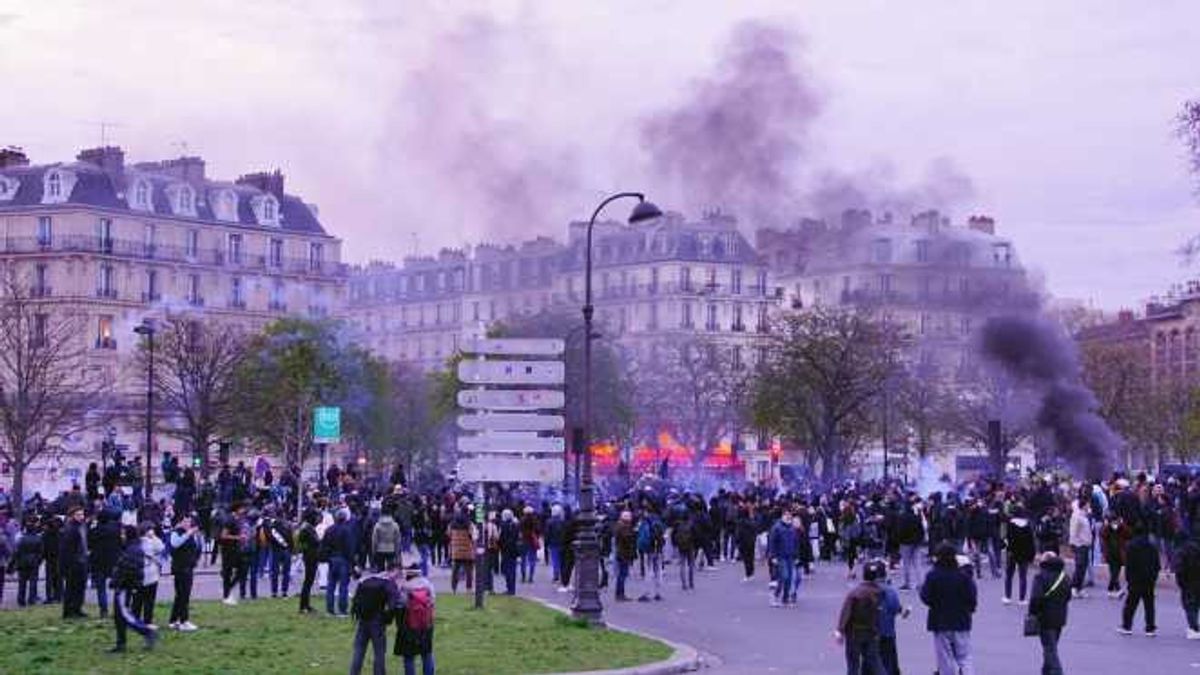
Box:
[406,586,435,631]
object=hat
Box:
[403,563,422,578]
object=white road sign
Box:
[457,360,565,385]
[457,456,562,483]
[457,389,565,411]
[457,413,565,432]
[462,337,565,356]
[457,435,565,454]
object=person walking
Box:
[267,509,294,598]
[59,506,90,619]
[636,508,665,603]
[875,561,909,675]
[349,563,400,675]
[1004,508,1036,605]
[1174,530,1200,639]
[769,511,799,607]
[672,510,697,592]
[394,563,437,675]
[920,543,977,675]
[371,511,402,573]
[835,558,885,675]
[323,508,356,617]
[14,518,43,607]
[498,509,520,596]
[1068,497,1093,598]
[1101,515,1131,598]
[1119,524,1160,636]
[895,499,925,591]
[297,509,322,614]
[735,506,758,581]
[518,506,540,584]
[88,508,121,619]
[448,509,476,594]
[1027,551,1071,675]
[613,511,637,601]
[168,515,202,632]
[218,505,248,606]
[110,525,158,653]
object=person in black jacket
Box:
[59,506,90,619]
[1004,508,1036,605]
[89,508,122,619]
[1174,532,1200,639]
[498,509,520,595]
[920,543,977,675]
[895,499,925,591]
[297,509,321,614]
[1119,524,1160,636]
[111,525,158,653]
[41,514,62,604]
[15,518,44,607]
[1028,552,1071,675]
[168,515,202,631]
[348,563,400,675]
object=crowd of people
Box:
[3,460,1200,675]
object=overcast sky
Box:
[1,0,1197,310]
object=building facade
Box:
[0,145,345,489]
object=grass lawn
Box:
[0,595,672,675]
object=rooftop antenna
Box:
[76,120,125,146]
[410,231,419,255]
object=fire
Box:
[578,430,744,473]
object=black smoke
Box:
[980,315,1119,478]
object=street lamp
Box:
[133,319,156,499]
[574,191,662,624]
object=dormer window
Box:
[0,175,17,201]
[41,169,75,205]
[251,194,280,226]
[47,172,61,198]
[212,189,238,222]
[263,198,275,221]
[177,185,193,214]
[133,179,150,210]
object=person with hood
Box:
[133,522,164,627]
[1118,523,1160,636]
[168,514,202,631]
[267,510,294,598]
[371,510,401,572]
[348,561,400,675]
[1027,551,1071,675]
[110,525,158,653]
[324,507,356,616]
[874,559,909,675]
[672,508,697,592]
[768,511,799,607]
[1174,530,1200,639]
[498,509,520,595]
[735,506,759,581]
[895,498,925,591]
[613,510,637,601]
[545,504,566,584]
[447,508,476,594]
[1101,514,1131,598]
[394,562,437,675]
[1004,507,1036,605]
[15,517,44,607]
[1068,497,1093,598]
[518,505,540,584]
[834,558,885,675]
[89,508,122,619]
[296,509,322,614]
[920,543,977,675]
[59,506,90,619]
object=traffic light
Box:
[191,450,202,468]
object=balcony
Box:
[95,287,118,299]
[268,300,288,312]
[141,291,162,303]
[228,298,247,310]
[187,295,205,308]
[95,337,117,350]
[731,323,747,332]
[31,285,52,298]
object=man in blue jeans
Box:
[769,511,799,607]
[324,508,355,616]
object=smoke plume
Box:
[979,315,1119,478]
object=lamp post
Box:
[133,319,156,499]
[573,192,661,624]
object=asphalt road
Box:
[4,555,1199,674]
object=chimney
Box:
[1117,309,1134,323]
[0,146,30,168]
[840,208,873,230]
[967,215,996,235]
[77,146,125,175]
[910,209,942,232]
[236,169,285,199]
[134,156,205,183]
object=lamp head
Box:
[628,199,663,224]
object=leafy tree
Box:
[751,307,902,481]
[135,316,247,477]
[383,359,442,475]
[0,273,112,515]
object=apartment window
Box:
[919,313,931,335]
[186,229,199,258]
[959,277,970,296]
[681,301,694,329]
[919,276,931,299]
[143,223,156,255]
[270,280,285,311]
[680,266,692,292]
[269,238,284,268]
[732,303,744,330]
[471,302,480,321]
[36,216,52,247]
[227,234,243,264]
[706,302,719,331]
[649,267,659,294]
[144,269,159,302]
[34,263,49,296]
[263,198,276,221]
[309,243,324,271]
[97,264,115,298]
[47,172,61,198]
[177,185,194,213]
[96,315,115,349]
[731,268,742,295]
[732,345,743,370]
[961,316,973,336]
[188,274,202,306]
[134,180,149,208]
[32,313,48,347]
[757,271,768,296]
[435,304,443,325]
[97,217,114,252]
[230,276,244,308]
[916,240,930,263]
[872,238,892,263]
[757,304,769,332]
[648,302,659,330]
[993,243,1012,267]
[879,274,893,295]
[706,267,718,291]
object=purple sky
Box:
[1,1,1197,310]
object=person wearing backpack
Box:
[349,562,400,675]
[14,517,44,607]
[834,558,886,675]
[672,511,697,591]
[395,563,436,675]
[1027,551,1071,675]
[371,511,402,573]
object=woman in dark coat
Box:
[1028,552,1071,675]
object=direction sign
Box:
[462,337,565,356]
[457,457,563,483]
[457,435,565,454]
[313,406,341,444]
[457,413,565,432]
[457,360,565,385]
[457,389,565,411]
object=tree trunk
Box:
[10,461,25,519]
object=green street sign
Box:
[474,503,484,524]
[313,406,341,444]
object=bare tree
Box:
[941,369,1038,474]
[637,337,748,465]
[135,316,247,477]
[752,307,902,481]
[893,360,948,460]
[0,273,111,515]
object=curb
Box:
[525,596,704,675]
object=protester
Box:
[920,543,977,675]
[110,525,158,653]
[447,508,476,594]
[769,511,799,607]
[1004,507,1036,605]
[395,563,436,675]
[1174,530,1200,639]
[267,509,295,598]
[323,507,356,617]
[59,506,89,619]
[349,561,400,675]
[1119,524,1160,636]
[15,518,43,607]
[133,522,164,627]
[168,515,202,631]
[1101,515,1131,598]
[372,510,402,572]
[497,509,520,596]
[1068,497,1093,598]
[1027,551,1071,675]
[88,508,121,619]
[835,558,885,675]
[297,509,322,614]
